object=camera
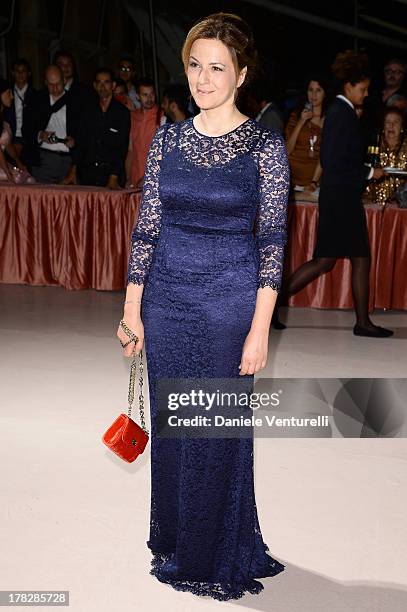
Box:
[304,102,313,113]
[48,133,67,144]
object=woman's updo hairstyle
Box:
[181,12,258,93]
[331,50,370,92]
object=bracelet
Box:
[124,300,141,305]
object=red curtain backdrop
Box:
[0,184,141,291]
[374,204,407,310]
[0,184,405,310]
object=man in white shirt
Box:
[28,65,79,184]
[9,59,36,159]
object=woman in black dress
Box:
[286,51,393,338]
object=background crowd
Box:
[0,51,406,203]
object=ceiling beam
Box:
[246,0,407,50]
[359,14,407,36]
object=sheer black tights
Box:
[284,256,372,326]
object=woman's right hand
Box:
[372,167,386,181]
[300,108,313,124]
[117,313,144,357]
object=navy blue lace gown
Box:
[127,117,289,600]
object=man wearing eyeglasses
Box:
[360,57,406,140]
[382,58,406,104]
[117,57,141,109]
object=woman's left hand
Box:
[239,329,268,375]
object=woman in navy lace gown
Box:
[117,13,289,600]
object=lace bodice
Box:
[127,117,290,291]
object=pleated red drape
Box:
[0,184,141,290]
[0,184,405,309]
[375,204,407,310]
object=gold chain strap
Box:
[119,319,149,435]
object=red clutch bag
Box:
[102,320,149,463]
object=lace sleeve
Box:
[127,125,167,285]
[254,130,290,291]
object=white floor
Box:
[1,283,407,612]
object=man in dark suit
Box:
[54,50,95,108]
[5,58,37,162]
[247,81,284,134]
[23,64,81,183]
[161,83,191,123]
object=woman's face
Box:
[1,88,13,108]
[114,83,126,96]
[307,80,325,107]
[344,78,370,107]
[186,38,246,111]
[384,112,403,142]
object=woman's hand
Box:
[239,328,268,375]
[300,108,313,124]
[117,312,144,357]
[107,175,121,190]
[372,167,386,181]
[4,166,15,182]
